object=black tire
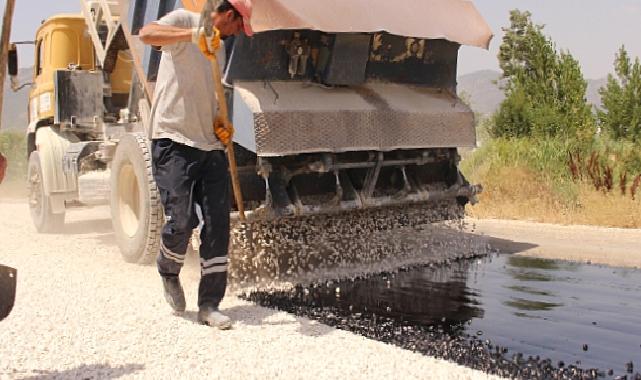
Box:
[110,133,163,264]
[28,151,65,233]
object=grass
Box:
[461,136,641,228]
[0,131,27,199]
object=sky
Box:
[2,0,641,80]
[458,0,641,79]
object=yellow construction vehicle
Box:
[6,0,492,270]
[9,5,163,264]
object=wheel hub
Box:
[117,163,141,238]
[28,171,42,214]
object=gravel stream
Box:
[0,201,496,379]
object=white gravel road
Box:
[0,201,497,380]
[470,218,641,268]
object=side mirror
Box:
[8,43,18,76]
[7,44,31,91]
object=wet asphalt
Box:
[242,255,641,380]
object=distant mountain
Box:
[458,69,607,116]
[586,77,607,110]
[457,70,505,116]
[1,67,32,132]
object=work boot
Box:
[198,306,232,330]
[161,276,186,313]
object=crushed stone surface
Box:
[468,218,641,268]
[0,201,497,380]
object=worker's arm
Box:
[139,23,191,46]
[139,19,220,59]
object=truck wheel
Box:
[110,133,163,264]
[28,151,65,233]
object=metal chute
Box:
[180,0,493,49]
[75,0,488,268]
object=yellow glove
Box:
[214,117,234,146]
[191,27,221,60]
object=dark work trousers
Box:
[151,139,230,309]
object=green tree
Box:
[492,10,594,140]
[498,10,535,79]
[554,52,595,139]
[598,46,641,141]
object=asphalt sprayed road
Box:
[244,255,641,379]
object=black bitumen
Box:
[242,255,641,380]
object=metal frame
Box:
[237,184,481,223]
[80,0,121,67]
[249,149,480,220]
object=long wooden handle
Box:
[210,55,246,222]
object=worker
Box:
[139,0,253,329]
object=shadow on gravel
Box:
[487,236,538,254]
[60,218,119,247]
[92,232,118,247]
[226,304,334,337]
[62,218,113,235]
[16,363,144,379]
[177,310,200,324]
[177,304,334,337]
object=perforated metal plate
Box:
[233,81,476,156]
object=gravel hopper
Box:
[4,0,492,275]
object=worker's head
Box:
[213,0,253,38]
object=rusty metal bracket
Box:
[331,170,343,206]
[362,152,384,203]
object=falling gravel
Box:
[0,201,496,379]
[228,201,488,288]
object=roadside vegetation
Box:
[463,10,641,228]
[0,131,27,198]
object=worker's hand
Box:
[191,27,221,60]
[214,117,234,146]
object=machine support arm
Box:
[0,0,16,184]
[0,0,16,132]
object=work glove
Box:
[191,27,221,60]
[214,116,234,147]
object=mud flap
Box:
[0,264,17,321]
[35,127,78,214]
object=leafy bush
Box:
[598,46,641,142]
[463,135,641,204]
[0,131,27,182]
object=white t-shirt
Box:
[150,9,226,151]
